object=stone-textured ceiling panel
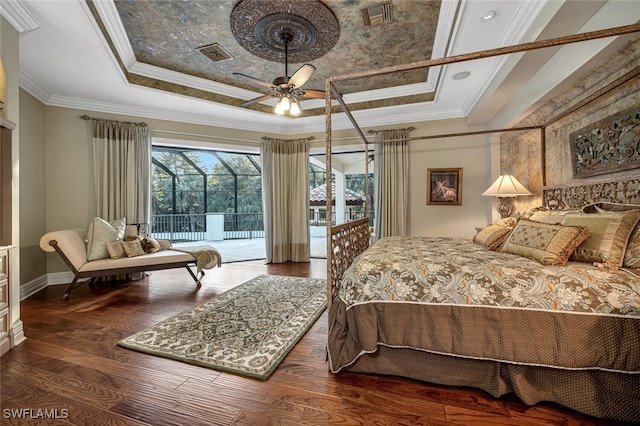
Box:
[114,0,440,95]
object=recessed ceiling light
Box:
[480,11,496,22]
[452,71,471,80]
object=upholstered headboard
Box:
[542,176,640,210]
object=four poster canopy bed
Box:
[322,24,640,422]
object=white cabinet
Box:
[0,117,22,356]
[0,247,10,355]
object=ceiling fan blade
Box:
[240,93,274,107]
[288,64,316,88]
[233,72,276,89]
[299,89,331,99]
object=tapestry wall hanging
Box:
[570,106,640,178]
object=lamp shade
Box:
[482,174,532,197]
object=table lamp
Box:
[482,174,532,218]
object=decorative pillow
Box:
[106,240,126,259]
[142,237,162,254]
[578,203,640,269]
[495,217,518,228]
[123,239,146,257]
[519,206,548,220]
[624,224,640,269]
[561,210,640,269]
[501,219,590,266]
[86,217,126,261]
[527,209,577,225]
[582,202,640,213]
[473,224,511,251]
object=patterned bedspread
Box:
[340,236,640,316]
[329,236,640,375]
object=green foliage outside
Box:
[152,149,262,216]
[151,148,373,226]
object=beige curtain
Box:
[372,128,412,240]
[91,119,151,224]
[261,136,311,263]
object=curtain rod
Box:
[80,115,148,127]
[261,136,315,141]
[360,125,543,145]
[367,127,416,135]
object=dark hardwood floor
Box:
[2,260,630,425]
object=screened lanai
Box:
[151,147,263,242]
[149,146,372,262]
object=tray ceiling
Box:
[7,0,640,134]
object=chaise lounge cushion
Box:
[79,249,196,272]
[40,228,188,273]
[40,227,221,300]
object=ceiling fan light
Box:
[274,99,286,115]
[281,96,291,111]
[289,98,301,116]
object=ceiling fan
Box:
[233,31,327,116]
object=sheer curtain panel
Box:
[261,137,311,263]
[372,128,412,240]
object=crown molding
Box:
[457,0,549,117]
[43,93,300,133]
[91,0,137,69]
[19,70,52,103]
[129,62,259,100]
[0,0,39,33]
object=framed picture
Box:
[427,168,462,205]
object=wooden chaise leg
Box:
[62,277,93,301]
[185,266,202,288]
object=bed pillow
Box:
[501,219,590,266]
[86,217,126,261]
[561,210,640,269]
[473,224,511,251]
[123,239,146,257]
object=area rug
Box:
[118,274,326,380]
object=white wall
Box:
[408,119,492,238]
[19,89,46,283]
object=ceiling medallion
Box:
[230,0,340,63]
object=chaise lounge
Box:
[40,226,219,300]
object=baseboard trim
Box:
[11,319,25,347]
[20,275,48,300]
[21,272,88,300]
[47,271,76,286]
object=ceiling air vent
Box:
[197,43,234,62]
[361,2,393,28]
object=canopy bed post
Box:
[325,79,333,309]
[326,83,375,309]
[541,127,546,187]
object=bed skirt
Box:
[328,299,640,422]
[342,345,639,421]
